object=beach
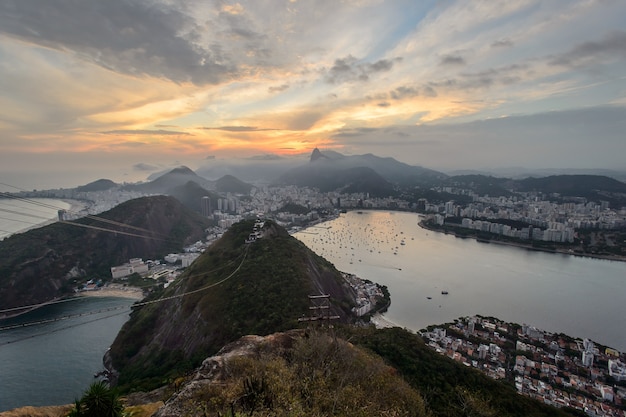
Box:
[77,285,144,300]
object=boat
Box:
[426,296,432,300]
[441,290,449,295]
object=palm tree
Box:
[77,381,124,417]
[67,399,83,417]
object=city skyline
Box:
[1,0,626,189]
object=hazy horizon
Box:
[2,1,626,189]
[2,152,626,192]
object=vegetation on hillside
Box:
[154,331,428,417]
[109,220,355,392]
[0,196,210,312]
[67,381,124,417]
[343,326,585,417]
[215,175,253,194]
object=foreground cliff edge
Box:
[2,327,585,417]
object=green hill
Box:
[124,327,583,417]
[75,178,118,192]
[152,330,429,417]
[215,174,253,194]
[0,196,211,313]
[514,175,626,207]
[167,180,219,217]
[345,326,584,417]
[108,219,356,391]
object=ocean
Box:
[0,198,71,240]
[0,297,136,412]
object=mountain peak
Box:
[166,166,196,176]
[310,148,328,162]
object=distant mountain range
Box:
[444,174,626,207]
[215,174,253,194]
[119,167,253,213]
[276,148,447,196]
[56,152,626,210]
[446,167,626,183]
[75,178,118,193]
[125,166,214,194]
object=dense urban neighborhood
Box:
[423,316,626,417]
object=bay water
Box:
[0,297,135,412]
[294,210,626,351]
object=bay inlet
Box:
[0,296,136,412]
[295,210,626,352]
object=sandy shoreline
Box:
[62,198,89,214]
[77,286,144,300]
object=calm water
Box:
[295,211,626,351]
[0,198,71,240]
[0,297,135,412]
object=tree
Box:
[67,381,124,417]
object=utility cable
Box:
[0,305,130,331]
[0,245,250,345]
[0,310,130,346]
[0,190,171,240]
[0,248,245,315]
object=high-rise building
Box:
[201,196,212,217]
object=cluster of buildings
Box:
[426,188,626,240]
[422,316,626,416]
[341,272,386,317]
[431,215,577,243]
[108,239,211,288]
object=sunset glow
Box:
[1,0,626,186]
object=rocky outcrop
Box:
[154,331,304,417]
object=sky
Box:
[1,0,626,188]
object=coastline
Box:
[0,198,90,241]
[0,286,144,320]
[418,220,626,263]
[77,285,144,300]
[62,198,90,215]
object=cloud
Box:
[491,38,514,48]
[133,163,160,172]
[390,86,419,100]
[268,84,290,93]
[101,129,191,135]
[549,30,626,68]
[0,0,276,85]
[201,126,278,132]
[422,85,438,97]
[325,55,400,84]
[439,54,466,66]
[330,106,626,170]
[426,64,529,92]
[245,154,285,160]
